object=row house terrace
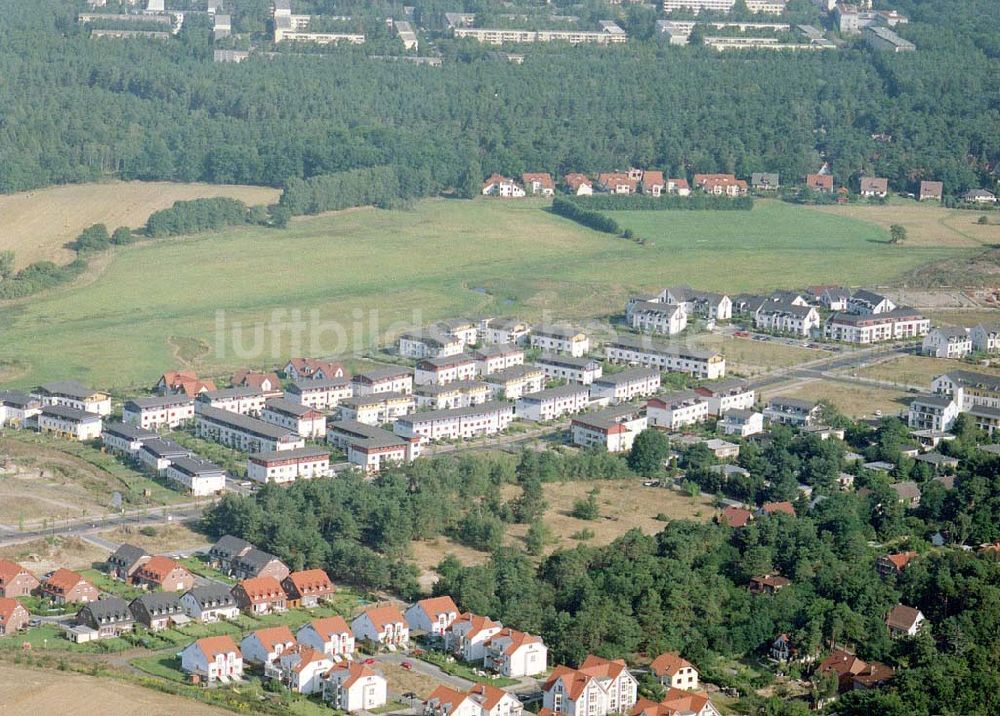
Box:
[33,380,112,415]
[328,419,421,473]
[535,354,603,386]
[414,381,491,411]
[604,335,726,380]
[197,387,267,416]
[247,446,332,484]
[101,422,157,458]
[590,367,661,404]
[570,406,647,453]
[195,404,306,453]
[338,392,414,425]
[285,378,353,410]
[416,354,479,386]
[516,385,591,422]
[262,397,326,439]
[530,325,590,357]
[38,405,103,441]
[393,401,515,443]
[123,394,194,430]
[646,391,710,430]
[352,367,413,396]
[470,344,525,376]
[484,365,546,400]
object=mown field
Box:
[0,181,281,268]
[0,196,980,389]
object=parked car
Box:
[401,661,413,670]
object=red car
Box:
[401,661,413,670]
[364,658,376,665]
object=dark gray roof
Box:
[757,301,815,317]
[594,367,659,386]
[518,384,590,402]
[184,584,237,607]
[140,438,191,459]
[486,365,544,382]
[233,547,284,570]
[264,397,319,417]
[249,446,329,463]
[604,334,718,361]
[79,597,133,622]
[767,396,818,411]
[125,395,193,410]
[36,380,102,400]
[535,353,600,370]
[470,344,522,359]
[211,535,253,557]
[131,591,183,614]
[340,391,411,408]
[417,354,476,370]
[414,381,489,396]
[911,394,954,409]
[352,366,413,383]
[169,456,224,476]
[287,378,350,393]
[195,404,296,440]
[0,390,39,409]
[199,387,263,401]
[108,543,148,568]
[102,422,157,441]
[942,371,1000,391]
[41,404,100,422]
[850,289,888,305]
[398,400,513,423]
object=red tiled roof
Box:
[136,555,187,583]
[642,170,665,186]
[806,174,834,188]
[308,615,351,639]
[329,661,380,688]
[451,612,500,639]
[762,501,796,517]
[882,551,917,571]
[485,627,541,655]
[415,595,458,619]
[886,603,922,631]
[251,625,296,652]
[720,506,753,528]
[0,597,27,623]
[233,369,281,391]
[286,569,334,595]
[0,559,31,583]
[563,173,592,190]
[43,568,88,595]
[468,683,508,710]
[363,605,406,631]
[238,576,285,603]
[426,685,470,712]
[522,172,555,190]
[649,651,692,678]
[196,635,241,660]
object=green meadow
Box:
[1,198,968,389]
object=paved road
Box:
[0,504,208,547]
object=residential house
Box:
[597,172,637,194]
[692,174,747,197]
[876,551,918,578]
[297,615,355,659]
[181,635,243,683]
[181,584,240,623]
[133,556,195,592]
[424,685,480,716]
[531,325,590,357]
[197,387,267,416]
[484,365,546,400]
[805,174,834,193]
[761,501,796,517]
[339,392,415,425]
[824,308,929,344]
[629,302,689,335]
[886,603,925,638]
[535,354,603,385]
[230,548,290,582]
[269,645,334,694]
[323,662,388,712]
[400,329,465,360]
[195,404,305,453]
[136,437,191,474]
[908,394,960,432]
[820,287,851,312]
[101,422,157,457]
[40,568,98,604]
[232,369,283,397]
[918,180,943,202]
[0,560,40,598]
[604,336,726,380]
[590,367,661,404]
[482,174,526,198]
[234,576,288,615]
[106,544,150,582]
[480,317,531,346]
[718,409,764,437]
[650,652,698,690]
[261,398,326,438]
[467,684,524,716]
[516,385,590,422]
[718,506,754,529]
[284,358,347,382]
[763,397,821,427]
[352,367,413,396]
[749,574,790,595]
[240,625,297,665]
[285,378,353,410]
[754,302,820,336]
[123,395,194,430]
[165,456,227,496]
[470,344,524,376]
[416,354,479,386]
[76,597,134,639]
[208,535,253,573]
[541,655,638,716]
[415,382,492,411]
[646,392,709,430]
[970,323,1000,354]
[155,370,216,397]
[0,598,30,636]
[891,481,921,509]
[563,174,594,196]
[483,627,547,677]
[961,189,997,204]
[130,592,186,631]
[641,170,666,197]
[922,327,972,359]
[631,689,719,716]
[818,649,893,693]
[394,402,515,443]
[860,176,889,198]
[523,172,555,196]
[0,391,42,427]
[445,612,503,662]
[33,380,111,415]
[750,172,779,191]
[658,285,733,321]
[282,569,335,608]
[328,419,421,473]
[405,596,460,638]
[848,290,895,315]
[37,405,103,441]
[571,406,647,453]
[247,446,331,485]
[351,605,409,649]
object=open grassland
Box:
[759,378,911,419]
[848,354,1000,389]
[0,181,280,269]
[0,664,232,716]
[807,200,1000,250]
[95,522,211,555]
[0,198,979,389]
[411,479,714,589]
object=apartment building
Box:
[414,381,491,411]
[604,335,726,380]
[416,354,479,386]
[484,366,547,400]
[38,405,103,441]
[516,385,591,422]
[123,395,195,430]
[197,388,268,416]
[590,368,661,404]
[352,368,414,396]
[535,354,603,385]
[394,402,515,443]
[338,392,415,426]
[195,404,305,453]
[247,447,332,484]
[530,325,590,357]
[570,406,647,453]
[284,378,353,410]
[646,392,710,430]
[328,420,421,473]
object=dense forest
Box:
[0,0,997,199]
[205,413,1000,715]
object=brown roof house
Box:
[718,506,754,529]
[819,649,894,693]
[859,176,889,198]
[282,569,335,608]
[887,603,926,638]
[563,173,593,196]
[106,544,150,582]
[233,576,288,615]
[649,651,698,690]
[919,180,943,202]
[41,568,98,605]
[0,597,30,636]
[523,172,555,196]
[641,170,666,197]
[133,556,195,593]
[749,574,791,596]
[230,548,290,582]
[806,174,834,193]
[876,551,918,578]
[0,559,40,598]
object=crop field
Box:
[0,664,232,716]
[0,181,281,269]
[0,196,979,389]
